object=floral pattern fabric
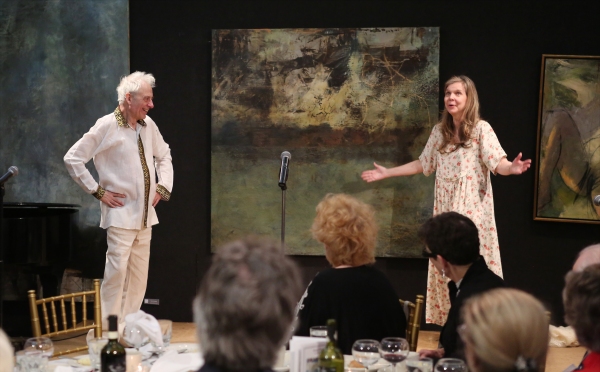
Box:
[418,120,506,325]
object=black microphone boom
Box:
[278,151,291,190]
[0,166,18,185]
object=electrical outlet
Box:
[144,298,160,305]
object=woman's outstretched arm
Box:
[361,159,424,182]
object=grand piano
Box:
[0,202,80,336]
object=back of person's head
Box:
[418,211,480,265]
[0,328,14,372]
[563,263,600,352]
[311,193,378,267]
[194,236,303,371]
[460,288,548,372]
[573,243,600,271]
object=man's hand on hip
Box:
[152,192,161,207]
[101,191,125,208]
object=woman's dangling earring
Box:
[442,269,446,279]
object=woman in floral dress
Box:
[361,75,531,325]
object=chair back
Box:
[28,278,102,356]
[399,294,424,351]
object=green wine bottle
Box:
[318,319,344,372]
[101,315,126,372]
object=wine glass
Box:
[23,337,54,358]
[123,324,147,350]
[379,337,409,372]
[434,358,468,372]
[352,339,381,370]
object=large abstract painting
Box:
[211,28,439,256]
[534,55,600,223]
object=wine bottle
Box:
[101,315,126,372]
[318,319,344,372]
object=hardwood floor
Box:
[50,324,586,372]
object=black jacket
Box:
[439,256,505,359]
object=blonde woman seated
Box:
[459,288,549,372]
[295,193,406,354]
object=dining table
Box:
[45,342,203,372]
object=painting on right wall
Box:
[534,54,600,223]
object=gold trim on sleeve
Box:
[156,184,171,201]
[93,185,106,200]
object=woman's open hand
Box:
[509,152,532,175]
[361,162,388,182]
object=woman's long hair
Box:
[438,75,481,153]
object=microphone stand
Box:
[280,183,286,248]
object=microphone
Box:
[594,195,600,206]
[0,166,18,185]
[278,151,291,190]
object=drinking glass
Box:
[151,319,173,353]
[379,337,409,372]
[352,339,381,370]
[406,356,433,372]
[309,325,328,338]
[126,349,143,372]
[15,350,47,372]
[123,324,147,350]
[88,337,109,370]
[434,358,468,372]
[23,336,54,358]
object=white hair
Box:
[573,244,600,272]
[116,71,155,104]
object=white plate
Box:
[165,342,200,354]
[48,355,93,371]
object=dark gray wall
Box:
[0,0,129,276]
[130,0,598,328]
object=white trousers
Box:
[101,226,152,330]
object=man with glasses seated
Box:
[417,212,505,361]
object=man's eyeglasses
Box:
[421,248,437,259]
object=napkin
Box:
[549,325,580,347]
[150,349,203,372]
[53,367,74,372]
[124,310,163,347]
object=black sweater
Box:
[296,265,406,354]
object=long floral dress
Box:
[418,120,506,325]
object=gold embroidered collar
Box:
[114,107,146,128]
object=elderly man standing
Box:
[64,71,173,332]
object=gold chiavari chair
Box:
[28,278,102,356]
[399,294,424,352]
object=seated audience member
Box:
[563,264,600,371]
[460,288,548,372]
[418,211,504,360]
[295,193,406,354]
[193,236,303,372]
[573,243,600,272]
[0,328,14,372]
